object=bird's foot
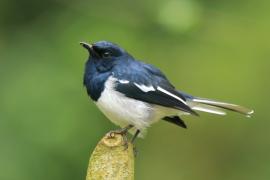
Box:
[108,129,127,137]
[106,130,128,148]
[107,125,134,150]
[107,125,132,138]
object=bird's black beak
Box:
[80,42,92,51]
[80,42,99,57]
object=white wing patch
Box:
[134,83,155,92]
[157,86,187,105]
[119,79,129,84]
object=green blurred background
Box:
[0,0,269,179]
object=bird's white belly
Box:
[96,77,158,130]
[96,89,153,129]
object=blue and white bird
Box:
[81,41,253,142]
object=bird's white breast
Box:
[96,76,156,131]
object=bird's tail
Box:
[187,97,254,117]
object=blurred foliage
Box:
[0,0,269,179]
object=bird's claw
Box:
[108,129,127,137]
[107,125,134,151]
[107,129,129,150]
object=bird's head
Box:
[80,41,130,72]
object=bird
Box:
[81,40,254,143]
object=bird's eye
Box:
[103,51,111,58]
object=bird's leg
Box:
[131,129,140,156]
[108,124,134,136]
[108,124,134,149]
[131,129,140,144]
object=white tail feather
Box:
[192,104,226,115]
[191,97,254,116]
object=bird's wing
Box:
[114,63,198,116]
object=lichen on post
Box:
[86,132,134,180]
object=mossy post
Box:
[86,132,134,180]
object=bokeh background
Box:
[0,0,269,179]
